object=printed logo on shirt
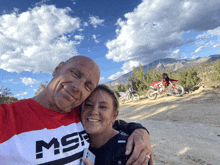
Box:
[36,130,89,164]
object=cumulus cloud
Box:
[21,77,39,86]
[108,60,139,80]
[106,0,220,80]
[99,77,105,84]
[195,46,203,53]
[15,91,28,97]
[213,43,220,48]
[168,49,182,58]
[74,35,84,44]
[75,35,84,40]
[71,0,76,5]
[192,55,199,59]
[0,5,81,73]
[89,16,104,28]
[92,35,99,43]
[186,38,196,44]
[35,0,49,6]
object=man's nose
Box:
[73,79,84,92]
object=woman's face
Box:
[81,89,118,135]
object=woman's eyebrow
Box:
[85,100,92,103]
[99,101,109,105]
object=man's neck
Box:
[89,129,119,149]
[33,90,59,112]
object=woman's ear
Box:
[113,110,119,122]
[52,62,64,76]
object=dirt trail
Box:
[118,87,220,165]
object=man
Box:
[0,56,153,165]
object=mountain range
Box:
[105,54,220,87]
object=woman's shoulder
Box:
[111,131,131,164]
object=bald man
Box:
[0,56,153,165]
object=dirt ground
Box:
[118,87,220,165]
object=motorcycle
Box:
[119,87,140,104]
[147,79,184,100]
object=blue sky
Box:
[0,0,220,99]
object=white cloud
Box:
[74,35,84,40]
[192,55,199,59]
[108,71,126,80]
[108,60,139,80]
[106,0,220,78]
[99,77,105,84]
[8,79,13,82]
[92,35,99,43]
[0,5,81,73]
[213,43,220,48]
[15,91,28,97]
[71,0,76,5]
[21,77,39,86]
[195,46,203,53]
[2,80,7,82]
[35,0,49,6]
[83,22,89,27]
[168,49,182,58]
[89,16,104,28]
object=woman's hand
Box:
[82,157,93,165]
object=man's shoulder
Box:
[1,99,32,107]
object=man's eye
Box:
[85,84,92,91]
[70,70,78,77]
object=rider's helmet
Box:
[162,73,169,82]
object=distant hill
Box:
[105,54,220,88]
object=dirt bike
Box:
[147,79,184,100]
[119,88,140,104]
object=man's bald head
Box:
[63,55,100,85]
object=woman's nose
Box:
[90,105,99,114]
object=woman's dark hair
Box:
[79,84,119,113]
[92,84,119,112]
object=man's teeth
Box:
[88,119,99,122]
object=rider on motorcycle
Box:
[162,73,170,87]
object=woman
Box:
[80,84,132,165]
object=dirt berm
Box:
[118,87,220,165]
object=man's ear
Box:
[52,62,64,76]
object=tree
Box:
[35,81,48,96]
[115,84,128,92]
[0,85,13,97]
[174,69,201,88]
[0,86,18,104]
[186,68,201,87]
[211,61,220,82]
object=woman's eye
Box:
[84,104,92,107]
[100,106,107,109]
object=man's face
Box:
[50,56,100,113]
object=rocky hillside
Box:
[105,54,220,87]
